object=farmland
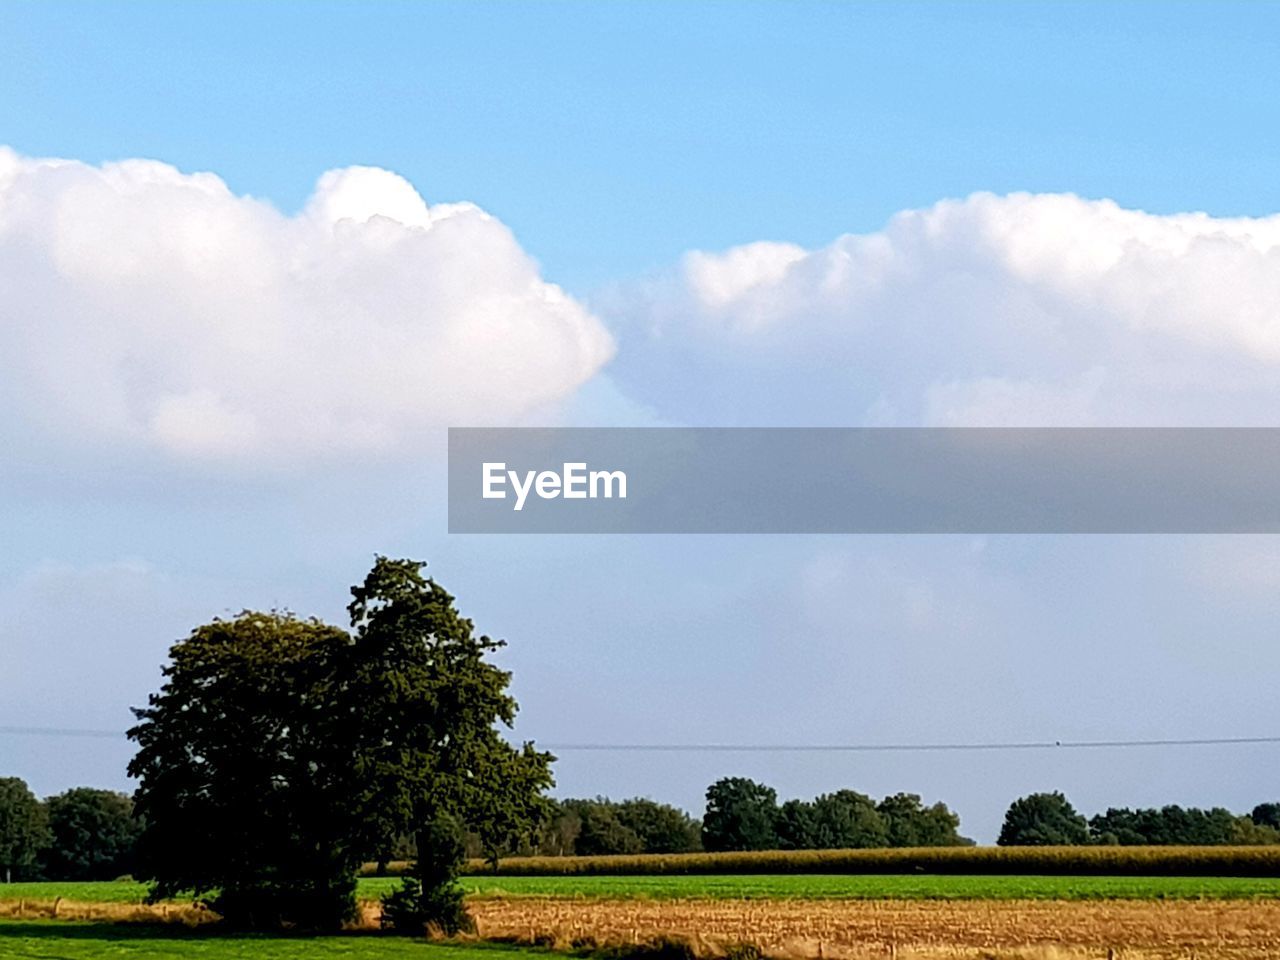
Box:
[451,846,1280,877]
[6,873,1280,907]
[6,871,1280,959]
[8,901,1280,960]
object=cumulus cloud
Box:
[0,147,613,464]
[603,192,1280,426]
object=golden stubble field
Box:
[469,897,1280,960]
[6,894,1280,959]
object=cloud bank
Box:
[6,146,1280,476]
[606,192,1280,427]
[0,147,613,464]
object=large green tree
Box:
[345,557,554,934]
[0,777,47,883]
[701,777,779,851]
[997,791,1089,846]
[128,560,553,932]
[128,612,362,928]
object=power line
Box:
[540,736,1280,753]
[2,726,1277,752]
[0,725,126,739]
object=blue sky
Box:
[4,1,1280,843]
[9,1,1280,290]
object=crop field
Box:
[7,873,1280,907]
[7,901,1280,960]
[450,847,1280,877]
[468,896,1280,959]
[7,870,1280,960]
[455,874,1280,901]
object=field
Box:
[7,866,1280,959]
[7,874,1280,905]
[450,847,1280,877]
[0,922,544,959]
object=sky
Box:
[3,1,1280,843]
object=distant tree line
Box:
[0,778,140,882]
[998,792,1280,846]
[700,778,972,851]
[460,778,972,859]
[14,779,1280,883]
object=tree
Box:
[997,792,1089,846]
[1229,816,1280,845]
[1252,802,1280,831]
[43,788,141,881]
[617,799,701,854]
[1090,805,1240,845]
[345,557,553,934]
[471,745,557,868]
[701,777,779,851]
[775,799,819,850]
[128,612,363,928]
[559,800,643,856]
[809,790,889,849]
[877,793,970,847]
[1088,808,1146,846]
[0,777,47,883]
[128,559,553,933]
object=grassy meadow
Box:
[0,922,545,959]
[6,872,1280,906]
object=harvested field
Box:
[470,896,1280,960]
[0,896,213,926]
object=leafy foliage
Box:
[42,788,141,881]
[701,778,780,852]
[997,792,1089,846]
[1251,802,1280,830]
[346,558,553,932]
[0,777,47,882]
[380,815,472,935]
[877,793,970,847]
[127,612,362,928]
[543,799,702,857]
[127,558,553,932]
[1090,805,1266,846]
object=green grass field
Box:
[0,921,546,959]
[6,874,1280,905]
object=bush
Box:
[380,816,474,936]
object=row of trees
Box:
[17,781,1280,885]
[0,780,140,883]
[998,792,1280,846]
[701,777,971,851]
[529,797,703,856]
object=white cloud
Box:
[0,148,614,464]
[604,192,1280,426]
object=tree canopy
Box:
[43,788,141,881]
[0,777,47,883]
[997,792,1089,846]
[702,777,780,852]
[127,558,553,932]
